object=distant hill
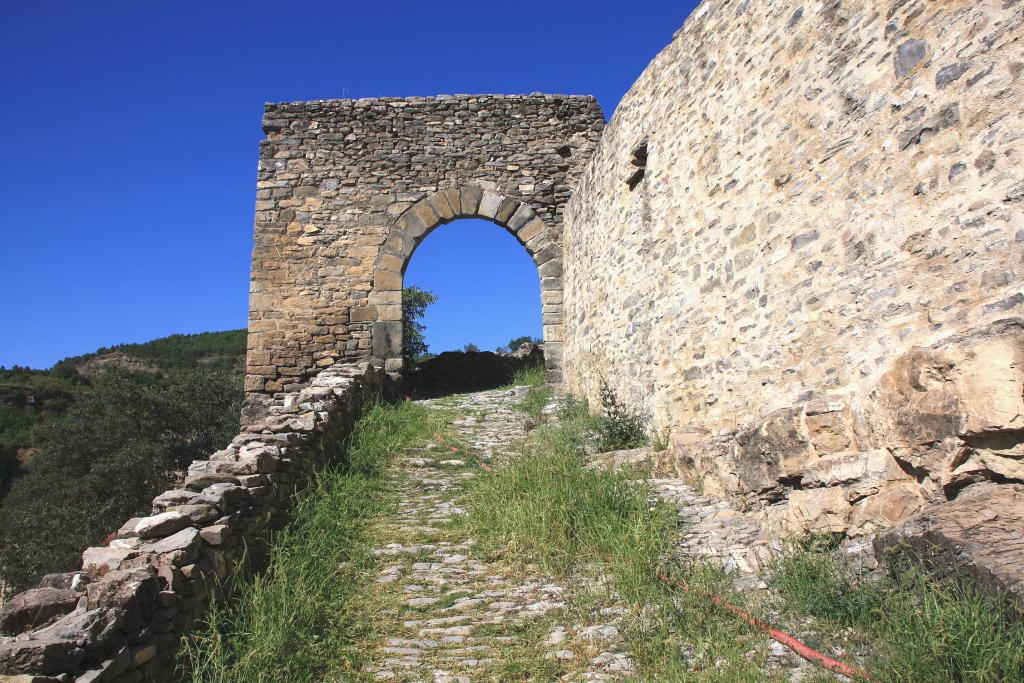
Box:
[0,330,247,593]
[55,328,248,374]
[0,329,246,475]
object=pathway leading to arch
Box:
[356,388,632,681]
[338,386,824,682]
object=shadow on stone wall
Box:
[403,346,544,399]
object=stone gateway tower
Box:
[245,95,605,399]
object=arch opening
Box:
[369,186,564,383]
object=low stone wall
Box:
[0,362,390,682]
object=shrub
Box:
[506,336,541,352]
[594,380,648,452]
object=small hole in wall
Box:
[556,145,572,158]
[627,141,648,191]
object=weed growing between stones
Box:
[180,401,448,682]
[769,537,1024,682]
[514,385,554,420]
[595,379,649,452]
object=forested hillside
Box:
[0,330,246,592]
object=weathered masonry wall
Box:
[247,95,604,395]
[564,0,1024,535]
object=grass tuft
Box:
[181,400,446,682]
[770,536,1024,682]
[508,363,547,388]
[460,405,672,580]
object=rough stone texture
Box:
[0,363,391,681]
[247,94,603,395]
[562,0,1024,534]
[0,589,80,637]
[876,482,1024,616]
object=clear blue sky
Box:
[0,1,697,368]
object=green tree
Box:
[463,343,480,353]
[0,369,242,592]
[401,287,438,366]
[506,336,541,352]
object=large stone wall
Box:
[563,0,1024,533]
[247,95,604,394]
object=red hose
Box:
[657,573,871,681]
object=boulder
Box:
[37,573,90,592]
[875,482,1024,615]
[0,589,80,636]
[586,447,653,473]
[800,449,907,488]
[848,482,926,536]
[734,408,815,492]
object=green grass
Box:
[514,385,554,420]
[769,537,1024,682]
[181,400,447,682]
[507,363,547,388]
[459,397,775,679]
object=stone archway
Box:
[244,94,604,398]
[369,186,564,382]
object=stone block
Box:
[373,270,402,291]
[507,203,535,231]
[349,306,377,323]
[460,186,483,215]
[0,638,84,676]
[134,512,190,540]
[427,192,455,221]
[478,191,502,219]
[372,321,402,360]
[0,589,81,636]
[516,217,546,243]
[409,201,439,231]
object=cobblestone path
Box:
[359,388,632,682]
[355,387,818,681]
